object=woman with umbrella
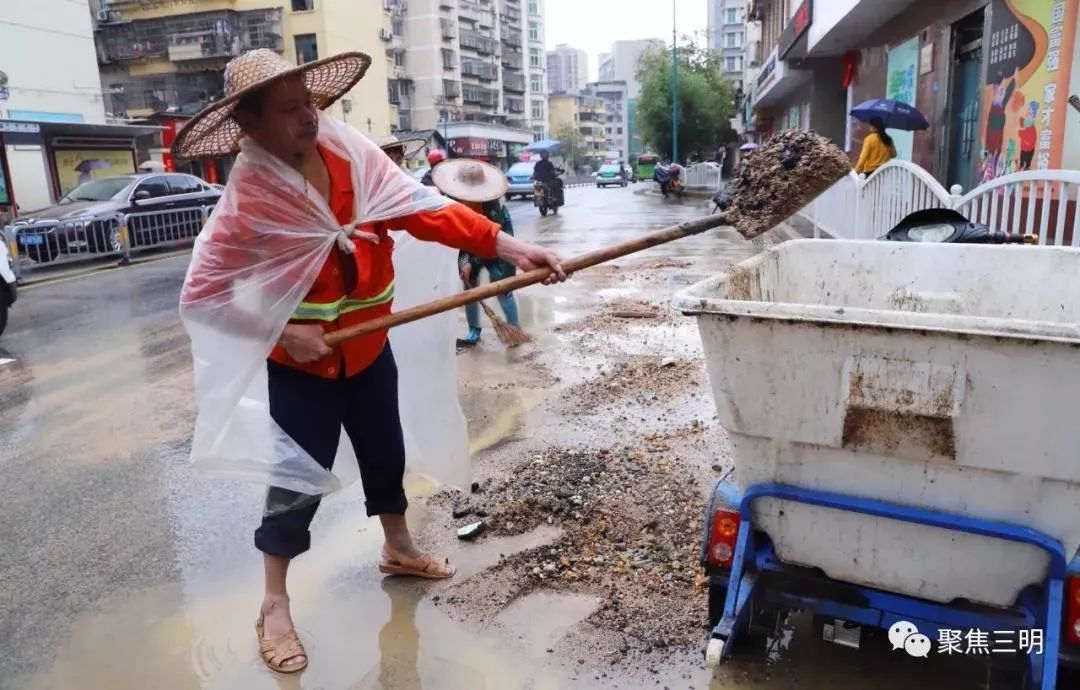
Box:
[850,98,928,176]
[854,117,896,176]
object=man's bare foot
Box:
[380,514,423,560]
[261,596,299,641]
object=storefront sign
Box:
[979,0,1079,180]
[778,0,813,59]
[757,52,778,90]
[449,137,507,158]
[0,161,9,205]
[0,121,40,134]
[53,149,136,196]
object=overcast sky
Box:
[544,0,708,81]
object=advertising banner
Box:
[53,149,136,197]
[978,0,1078,181]
[886,37,920,161]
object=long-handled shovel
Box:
[325,130,851,348]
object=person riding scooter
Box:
[532,151,564,207]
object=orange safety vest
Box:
[267,145,500,379]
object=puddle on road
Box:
[19,495,572,690]
[492,592,602,652]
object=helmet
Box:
[427,149,447,166]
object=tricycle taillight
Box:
[1067,575,1080,646]
[707,508,740,567]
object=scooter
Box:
[883,208,1037,244]
[533,178,563,217]
[654,164,685,199]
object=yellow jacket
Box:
[855,131,897,175]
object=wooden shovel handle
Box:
[324,213,728,347]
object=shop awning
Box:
[0,119,163,146]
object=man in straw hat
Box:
[431,159,521,347]
[378,134,426,169]
[173,49,566,674]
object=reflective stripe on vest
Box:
[291,282,395,322]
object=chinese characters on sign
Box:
[990,23,1020,68]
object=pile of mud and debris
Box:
[432,445,707,657]
[554,299,681,336]
[566,356,703,413]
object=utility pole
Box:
[671,0,679,164]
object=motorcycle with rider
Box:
[531,150,565,216]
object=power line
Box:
[0,19,94,40]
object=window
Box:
[725,56,742,73]
[292,0,314,10]
[294,34,318,64]
[529,47,541,68]
[617,127,623,134]
[442,48,456,70]
[135,176,170,199]
[531,101,543,119]
[528,1,539,15]
[528,21,539,41]
[530,73,543,93]
[725,8,739,23]
[725,32,741,48]
[167,174,203,195]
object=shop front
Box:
[0,118,161,215]
[444,121,533,171]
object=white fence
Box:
[684,162,723,192]
[801,160,1080,245]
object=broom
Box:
[325,131,851,349]
[463,279,533,348]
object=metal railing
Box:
[684,162,723,192]
[800,161,1080,245]
[3,205,215,280]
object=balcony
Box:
[442,79,461,100]
[461,58,497,80]
[97,8,282,63]
[440,18,456,39]
[502,72,525,92]
[501,52,523,70]
[462,84,498,106]
[460,29,496,54]
[459,1,494,27]
[505,96,525,113]
[501,30,522,47]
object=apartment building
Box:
[524,0,548,141]
[1,1,159,211]
[549,91,605,166]
[586,81,629,159]
[387,0,535,165]
[90,0,393,136]
[596,38,662,157]
[546,44,587,94]
[707,0,748,92]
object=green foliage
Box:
[552,121,587,169]
[635,36,736,162]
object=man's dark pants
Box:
[254,345,408,558]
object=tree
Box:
[551,121,587,171]
[635,37,736,162]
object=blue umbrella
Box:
[850,98,929,131]
[524,139,564,155]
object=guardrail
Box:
[3,205,215,279]
[684,162,723,192]
[800,161,1080,245]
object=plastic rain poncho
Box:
[180,112,470,498]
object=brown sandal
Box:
[379,548,456,579]
[256,616,308,674]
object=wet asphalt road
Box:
[0,184,996,690]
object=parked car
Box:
[0,238,16,336]
[7,173,220,264]
[506,161,537,199]
[596,163,628,188]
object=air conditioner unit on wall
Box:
[380,28,393,40]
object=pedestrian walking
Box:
[854,117,897,176]
[172,48,567,675]
[430,159,521,347]
[421,148,446,186]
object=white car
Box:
[0,238,16,336]
[505,161,537,199]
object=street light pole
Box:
[671,0,679,164]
